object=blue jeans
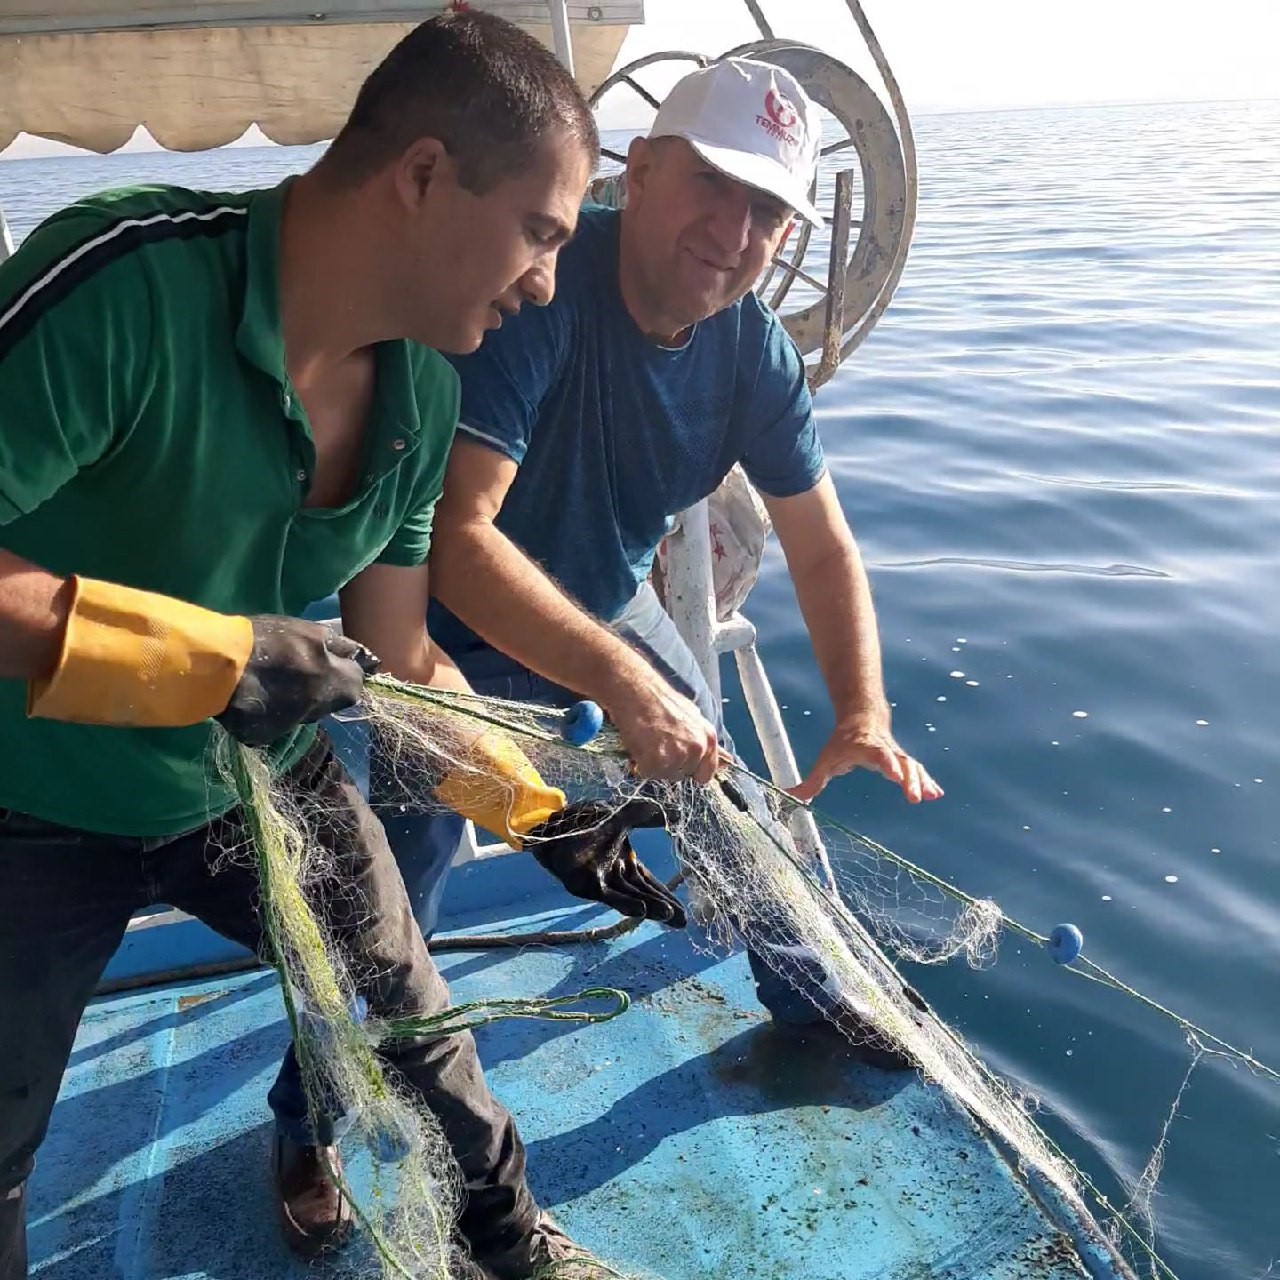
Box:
[269,585,846,1143]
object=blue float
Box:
[562,699,605,746]
[1046,923,1084,965]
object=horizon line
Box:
[2,93,1277,164]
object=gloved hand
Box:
[214,616,379,747]
[27,576,377,746]
[433,728,567,848]
[522,797,686,927]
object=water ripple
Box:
[880,556,1172,579]
[1009,472,1260,498]
[3,96,1278,1280]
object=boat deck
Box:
[32,854,1094,1279]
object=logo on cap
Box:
[765,89,798,130]
[756,88,800,148]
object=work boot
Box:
[479,1213,622,1279]
[270,1135,353,1259]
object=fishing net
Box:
[215,674,1278,1280]
[221,741,463,1279]
[215,720,636,1280]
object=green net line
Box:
[226,740,425,1279]
[729,762,1280,1087]
[384,988,631,1042]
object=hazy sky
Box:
[2,0,1276,159]
[603,0,1280,121]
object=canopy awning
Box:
[0,1,640,153]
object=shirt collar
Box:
[234,177,291,382]
[233,176,423,452]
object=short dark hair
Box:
[321,10,599,193]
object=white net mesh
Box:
[213,675,1278,1280]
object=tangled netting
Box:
[216,675,1279,1280]
[216,730,638,1280]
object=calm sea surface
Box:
[3,98,1278,1279]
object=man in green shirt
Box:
[0,13,693,1278]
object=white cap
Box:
[648,58,824,226]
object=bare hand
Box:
[787,710,943,805]
[603,662,720,784]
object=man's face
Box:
[398,128,591,353]
[624,137,794,331]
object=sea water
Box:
[2,97,1277,1279]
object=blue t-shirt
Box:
[428,205,826,670]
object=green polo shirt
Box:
[0,178,458,837]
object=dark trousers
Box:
[0,735,536,1279]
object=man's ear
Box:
[392,136,451,213]
[624,135,657,205]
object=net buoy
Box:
[1047,923,1084,965]
[562,700,604,746]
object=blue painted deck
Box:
[31,852,1107,1280]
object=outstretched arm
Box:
[339,559,470,694]
[427,437,719,783]
[764,474,942,805]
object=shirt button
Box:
[391,438,406,451]
[295,469,307,483]
[282,393,292,412]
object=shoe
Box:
[270,1134,354,1259]
[479,1213,620,1279]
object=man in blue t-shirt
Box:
[419,57,941,1027]
[437,57,942,998]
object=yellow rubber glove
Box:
[433,729,566,850]
[26,576,376,745]
[27,576,254,727]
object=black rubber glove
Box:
[215,616,380,748]
[523,797,687,927]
